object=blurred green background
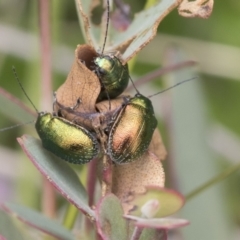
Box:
[0,0,240,239]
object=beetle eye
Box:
[99,67,106,75]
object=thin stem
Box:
[85,159,98,232]
[102,154,113,196]
[185,162,240,201]
[62,204,79,230]
[39,0,52,110]
[87,159,98,207]
[131,226,143,240]
[38,0,55,218]
[127,60,196,91]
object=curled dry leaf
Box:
[95,94,131,128]
[55,44,101,128]
[148,129,167,161]
[112,150,165,214]
[178,0,214,19]
[111,3,131,32]
[75,0,99,50]
[76,0,180,64]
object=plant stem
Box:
[185,162,240,201]
[102,154,113,196]
[38,0,55,218]
[87,159,98,207]
[85,159,98,232]
[38,0,52,110]
[131,226,143,240]
[127,60,196,91]
[62,204,79,230]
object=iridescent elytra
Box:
[94,55,129,101]
[7,67,100,165]
[36,112,100,164]
[107,93,157,164]
[91,0,129,101]
[107,77,196,164]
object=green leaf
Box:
[111,0,179,64]
[0,209,26,240]
[129,187,185,218]
[75,0,179,64]
[140,228,167,240]
[163,46,231,239]
[125,215,189,230]
[17,135,95,218]
[96,194,128,240]
[4,203,74,240]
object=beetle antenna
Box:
[0,120,35,132]
[148,76,198,98]
[12,66,39,114]
[101,0,110,55]
[129,74,140,94]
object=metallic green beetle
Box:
[94,55,129,101]
[91,0,129,101]
[35,112,100,164]
[106,77,196,164]
[107,93,157,164]
[10,67,100,164]
[53,90,157,165]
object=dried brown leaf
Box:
[96,97,124,114]
[75,1,96,48]
[76,0,180,64]
[112,151,165,214]
[108,0,180,64]
[148,129,167,161]
[96,94,131,112]
[178,0,214,19]
[55,44,101,128]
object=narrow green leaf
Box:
[17,135,95,218]
[164,46,231,239]
[0,209,26,240]
[4,203,74,240]
[112,0,179,64]
[125,215,189,230]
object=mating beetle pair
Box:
[33,0,158,165]
[8,51,158,165]
[2,0,167,166]
[48,53,157,165]
[53,84,158,165]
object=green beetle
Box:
[89,0,129,101]
[35,112,100,164]
[6,67,100,164]
[94,55,129,101]
[53,76,195,165]
[106,77,196,164]
[107,93,157,164]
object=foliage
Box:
[1,0,240,239]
